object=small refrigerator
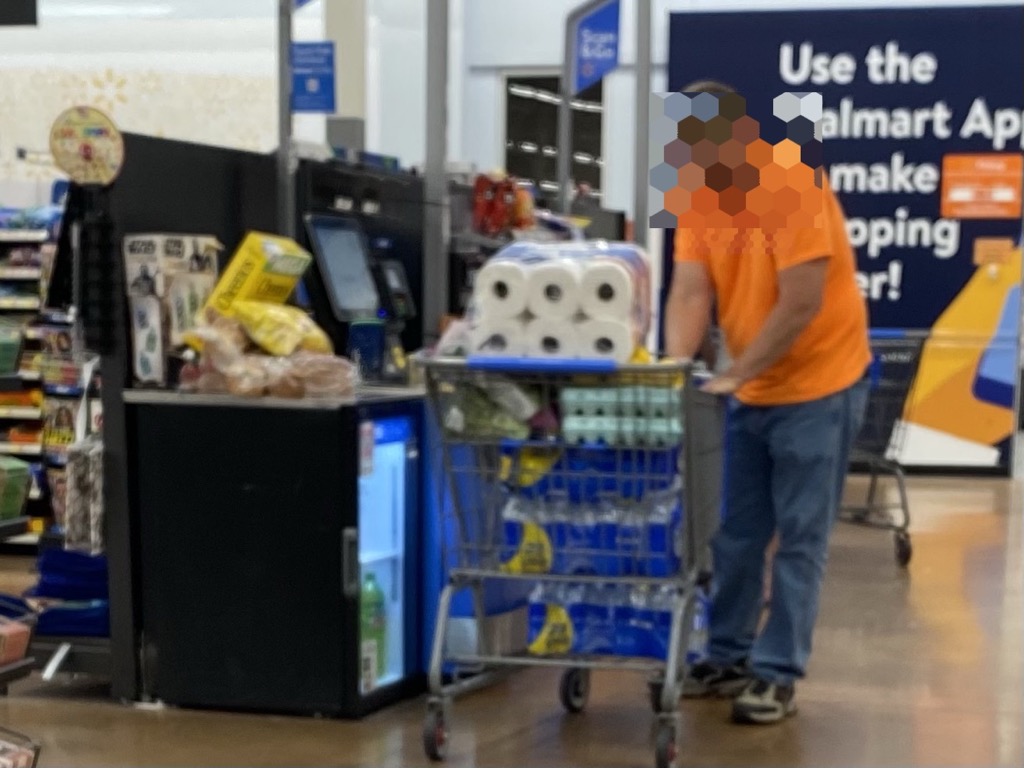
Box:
[130,391,424,717]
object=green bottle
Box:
[360,573,387,686]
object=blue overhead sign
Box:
[572,0,620,96]
[291,42,336,114]
[294,0,316,9]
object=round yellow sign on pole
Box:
[49,106,125,186]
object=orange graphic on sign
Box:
[972,237,1015,266]
[941,154,1023,220]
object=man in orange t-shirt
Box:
[665,81,871,725]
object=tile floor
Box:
[0,473,1020,767]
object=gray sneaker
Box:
[731,678,797,724]
[682,661,751,698]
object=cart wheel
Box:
[895,532,912,567]
[422,702,449,762]
[559,668,590,714]
[655,723,678,768]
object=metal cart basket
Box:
[420,356,724,768]
[0,727,40,768]
[841,330,927,567]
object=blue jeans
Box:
[707,377,869,685]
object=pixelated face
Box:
[648,91,825,230]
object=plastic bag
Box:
[290,352,357,398]
[188,325,245,375]
[224,356,271,398]
[263,356,306,399]
[233,301,333,357]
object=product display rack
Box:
[36,349,101,553]
[0,228,55,547]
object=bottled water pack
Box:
[500,483,684,577]
[527,581,710,662]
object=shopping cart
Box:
[0,727,40,768]
[841,329,928,567]
[420,356,724,768]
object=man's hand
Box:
[700,375,742,395]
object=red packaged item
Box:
[472,174,496,234]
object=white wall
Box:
[364,0,469,170]
[0,0,324,207]
[366,0,427,166]
[457,0,1024,218]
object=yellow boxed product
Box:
[205,232,312,319]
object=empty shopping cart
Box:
[842,329,927,567]
[420,356,724,768]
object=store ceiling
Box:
[39,0,287,21]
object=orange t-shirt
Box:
[674,184,871,406]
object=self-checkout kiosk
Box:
[295,157,425,365]
[302,212,416,383]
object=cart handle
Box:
[448,355,692,376]
[464,356,618,374]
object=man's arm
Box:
[711,257,828,389]
[664,261,714,361]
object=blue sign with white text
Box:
[573,0,620,95]
[665,6,1024,470]
[291,41,336,113]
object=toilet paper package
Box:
[473,259,532,320]
[525,259,583,320]
[524,317,582,359]
[468,240,653,362]
[575,318,639,365]
[468,317,527,357]
[578,244,652,339]
[472,243,560,321]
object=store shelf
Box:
[44,384,84,397]
[360,549,403,566]
[0,230,48,244]
[29,636,112,678]
[4,533,39,546]
[0,443,43,456]
[0,406,42,419]
[0,517,29,541]
[451,232,510,254]
[39,309,73,325]
[0,267,42,281]
[23,328,44,341]
[0,298,41,311]
[17,370,40,382]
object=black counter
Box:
[124,387,425,717]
